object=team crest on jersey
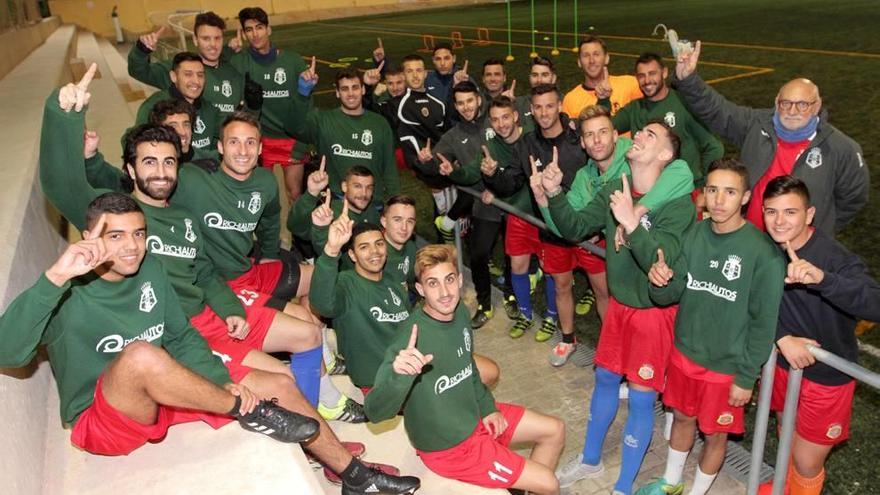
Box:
[805,147,822,169]
[721,255,742,281]
[247,191,262,214]
[664,111,676,127]
[221,80,233,98]
[139,282,157,312]
[463,328,471,352]
[421,107,430,118]
[485,128,496,140]
[388,287,402,306]
[639,214,652,231]
[184,218,197,242]
[361,129,373,146]
[194,116,206,134]
[398,256,410,275]
[273,67,287,85]
[637,364,654,380]
[717,412,734,426]
[826,423,842,439]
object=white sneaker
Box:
[556,453,605,488]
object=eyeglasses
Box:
[777,100,816,112]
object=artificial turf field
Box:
[262,1,880,491]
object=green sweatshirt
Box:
[537,138,694,235]
[604,89,724,186]
[127,45,244,116]
[39,91,244,320]
[547,178,695,307]
[229,48,311,138]
[83,151,282,281]
[310,254,410,387]
[450,132,534,215]
[647,220,785,388]
[135,89,221,161]
[309,200,383,256]
[294,108,400,201]
[384,238,417,293]
[0,256,231,425]
[365,304,498,452]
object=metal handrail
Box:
[453,185,607,258]
[747,345,880,494]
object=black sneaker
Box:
[236,398,319,443]
[502,294,521,319]
[470,305,494,329]
[341,466,421,495]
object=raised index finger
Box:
[482,145,492,159]
[377,59,385,72]
[377,37,383,49]
[319,155,326,172]
[657,248,666,265]
[77,63,98,90]
[310,56,316,72]
[407,324,419,349]
[156,25,168,37]
[85,213,107,240]
[785,241,799,261]
[509,79,516,94]
[462,60,469,73]
[341,198,350,218]
[529,155,538,175]
[620,173,630,194]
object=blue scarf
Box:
[773,112,819,142]
[249,43,277,64]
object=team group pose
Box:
[1,6,874,495]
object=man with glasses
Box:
[674,42,868,234]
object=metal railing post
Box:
[771,367,803,495]
[447,187,464,276]
[747,348,778,494]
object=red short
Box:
[663,348,744,435]
[360,386,372,397]
[260,136,298,168]
[770,365,855,445]
[190,303,275,365]
[417,403,527,489]
[228,260,283,295]
[595,297,677,392]
[505,215,541,257]
[394,147,407,171]
[541,241,606,275]
[690,188,704,221]
[70,375,233,456]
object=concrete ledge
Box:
[0,17,62,80]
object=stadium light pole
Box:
[529,0,538,58]
[506,0,514,61]
[572,0,579,52]
[551,0,560,55]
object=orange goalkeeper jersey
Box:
[562,75,643,119]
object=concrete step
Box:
[96,35,154,107]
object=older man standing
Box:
[674,42,869,233]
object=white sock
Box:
[664,410,674,440]
[432,190,448,214]
[663,447,689,485]
[689,466,718,495]
[319,373,343,408]
[321,329,335,366]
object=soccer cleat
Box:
[339,465,421,494]
[535,316,557,342]
[634,477,684,495]
[488,259,503,277]
[434,216,455,244]
[319,396,367,423]
[508,314,534,339]
[549,340,577,367]
[556,453,605,488]
[236,398,319,443]
[529,268,543,294]
[502,295,520,319]
[325,461,401,485]
[576,290,596,315]
[471,305,494,329]
[307,441,366,469]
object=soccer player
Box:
[128,12,249,116]
[228,7,315,202]
[425,42,469,104]
[365,244,565,495]
[51,69,365,425]
[532,105,694,363]
[381,194,419,293]
[675,41,868,233]
[604,52,723,190]
[543,121,695,495]
[563,35,643,119]
[635,160,785,495]
[294,68,400,203]
[757,176,880,495]
[134,52,221,161]
[481,58,507,101]
[0,194,320,456]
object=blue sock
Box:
[614,387,657,494]
[582,367,622,465]
[511,272,532,320]
[290,345,322,407]
[544,275,558,319]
